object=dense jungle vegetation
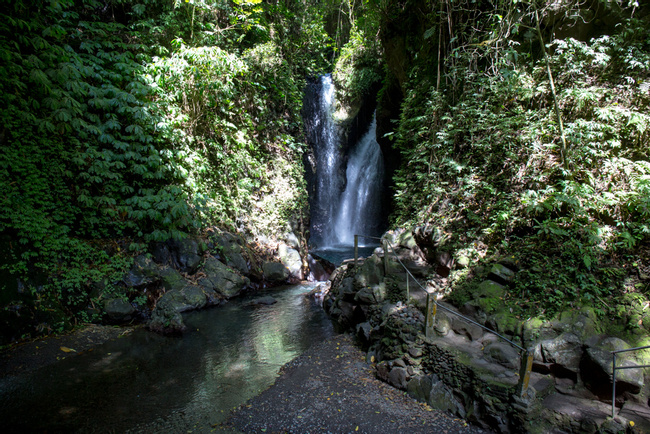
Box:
[0,0,334,337]
[1,0,649,341]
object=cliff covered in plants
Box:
[359,0,650,330]
[0,0,333,339]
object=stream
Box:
[0,283,334,433]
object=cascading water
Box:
[332,116,384,245]
[304,75,343,247]
[305,74,384,252]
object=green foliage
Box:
[333,17,383,111]
[0,0,332,338]
[381,0,650,315]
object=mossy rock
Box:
[557,306,603,340]
[475,297,501,315]
[159,266,185,292]
[474,280,505,300]
[488,309,522,337]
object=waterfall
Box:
[333,116,384,245]
[305,75,384,248]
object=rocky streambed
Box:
[321,227,650,433]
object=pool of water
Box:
[312,244,379,266]
[0,283,334,433]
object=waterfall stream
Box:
[306,75,384,250]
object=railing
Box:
[611,345,650,418]
[354,234,534,397]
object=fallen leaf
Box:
[60,346,76,353]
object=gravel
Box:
[221,333,490,434]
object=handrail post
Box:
[612,352,617,418]
[406,273,410,303]
[517,348,534,397]
[354,235,359,267]
[382,239,389,274]
[425,293,436,339]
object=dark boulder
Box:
[103,298,135,323]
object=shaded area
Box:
[0,284,333,432]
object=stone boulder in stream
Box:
[278,243,303,280]
[198,256,249,299]
[248,296,277,306]
[262,261,290,283]
[148,283,225,333]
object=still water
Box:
[312,245,379,266]
[0,283,334,433]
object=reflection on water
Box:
[0,283,334,433]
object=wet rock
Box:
[355,284,384,305]
[149,309,185,334]
[262,261,290,283]
[151,242,173,266]
[163,285,209,313]
[306,282,330,302]
[200,257,249,298]
[148,284,209,333]
[248,296,277,306]
[103,298,135,322]
[339,277,356,301]
[307,254,330,281]
[211,231,250,274]
[278,244,303,280]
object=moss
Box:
[491,309,522,336]
[475,280,505,299]
[476,297,501,314]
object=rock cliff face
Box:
[323,228,650,433]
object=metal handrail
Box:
[354,234,533,396]
[611,345,650,418]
